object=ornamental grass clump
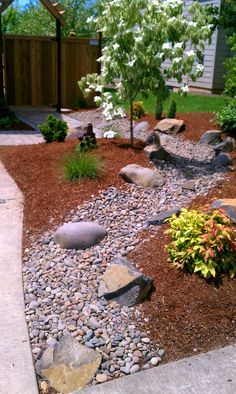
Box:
[63,152,103,181]
[165,208,236,279]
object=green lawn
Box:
[119,92,229,114]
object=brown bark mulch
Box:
[0,111,235,363]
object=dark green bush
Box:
[155,100,163,119]
[167,99,177,118]
[224,34,236,97]
[216,99,236,136]
[39,115,68,143]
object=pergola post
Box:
[0,14,4,102]
[56,19,62,112]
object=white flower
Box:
[196,63,204,73]
[174,42,183,49]
[186,49,195,57]
[162,42,172,50]
[173,57,182,64]
[94,96,102,104]
[127,59,136,67]
[180,85,189,93]
[104,130,117,139]
[113,43,120,50]
[188,21,197,28]
[96,85,103,93]
[84,88,91,94]
[86,16,94,23]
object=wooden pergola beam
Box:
[40,0,65,25]
[0,0,14,14]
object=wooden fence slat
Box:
[3,35,100,108]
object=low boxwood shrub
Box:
[76,123,97,153]
[39,115,68,143]
[165,208,236,279]
[216,99,236,137]
[63,152,103,181]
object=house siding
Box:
[165,0,228,91]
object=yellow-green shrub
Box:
[165,208,236,279]
[132,101,145,119]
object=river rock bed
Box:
[23,137,227,386]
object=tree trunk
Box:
[130,99,134,147]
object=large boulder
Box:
[36,335,101,394]
[199,130,222,145]
[154,118,184,135]
[119,164,165,188]
[54,222,107,250]
[214,137,236,155]
[98,258,153,306]
[133,121,149,140]
[211,199,236,223]
[212,153,232,168]
[144,145,171,162]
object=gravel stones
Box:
[36,335,102,393]
[23,133,228,387]
[98,258,153,306]
[119,164,165,188]
[54,222,107,250]
[154,119,184,134]
[199,130,222,145]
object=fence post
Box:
[56,19,62,112]
[97,30,102,75]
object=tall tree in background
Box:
[219,0,236,97]
[2,0,99,37]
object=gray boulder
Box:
[154,118,184,134]
[144,145,171,162]
[212,153,232,168]
[66,124,87,140]
[36,335,101,394]
[133,121,149,140]
[119,164,165,188]
[211,198,236,223]
[214,137,236,155]
[54,222,107,250]
[145,131,161,146]
[98,258,153,306]
[199,130,222,145]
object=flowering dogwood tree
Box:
[78,0,216,145]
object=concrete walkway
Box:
[79,344,236,394]
[0,107,81,146]
[0,161,38,394]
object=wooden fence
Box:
[3,34,101,108]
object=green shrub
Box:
[167,99,177,118]
[76,136,96,153]
[132,101,145,119]
[165,208,236,279]
[39,115,68,143]
[216,99,236,137]
[224,34,236,97]
[155,100,163,119]
[0,115,19,128]
[63,152,102,181]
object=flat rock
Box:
[54,222,107,250]
[154,118,184,134]
[214,137,236,155]
[36,335,101,393]
[144,145,171,162]
[199,130,222,145]
[182,180,196,191]
[98,257,153,306]
[211,199,236,223]
[212,153,232,168]
[119,164,164,188]
[147,208,182,225]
